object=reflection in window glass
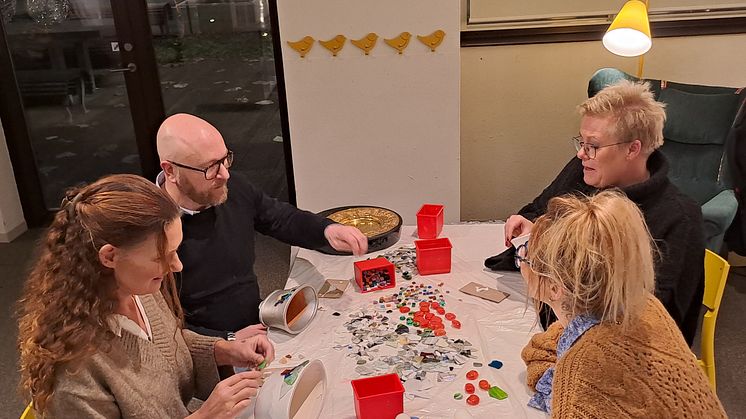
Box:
[155,1,288,201]
[5,0,141,209]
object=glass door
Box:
[152,0,288,201]
[1,0,291,221]
[1,0,163,209]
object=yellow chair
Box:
[20,403,35,419]
[698,249,731,392]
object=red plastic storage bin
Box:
[415,238,452,275]
[416,204,444,239]
[354,257,396,293]
[351,373,405,419]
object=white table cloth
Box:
[266,224,545,419]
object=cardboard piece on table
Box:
[318,279,350,298]
[459,281,509,304]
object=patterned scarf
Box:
[528,315,600,413]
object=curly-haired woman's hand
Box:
[188,370,263,419]
[214,335,275,369]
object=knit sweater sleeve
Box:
[182,330,222,401]
[521,322,564,390]
[517,157,586,221]
[45,364,120,418]
[551,340,608,419]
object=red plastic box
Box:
[354,257,396,293]
[415,238,452,275]
[416,204,444,239]
[351,373,405,419]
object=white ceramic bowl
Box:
[253,359,327,419]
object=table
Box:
[267,224,545,419]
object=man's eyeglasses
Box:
[572,136,632,160]
[514,243,531,269]
[168,150,234,180]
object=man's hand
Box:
[235,323,267,341]
[504,215,534,247]
[324,223,368,256]
[214,335,276,368]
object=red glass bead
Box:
[424,312,434,320]
[466,394,480,406]
[445,312,456,321]
[464,383,475,394]
[436,307,446,315]
[466,370,478,380]
[434,328,446,336]
[420,306,429,313]
[479,379,490,390]
[419,301,430,307]
[451,320,461,329]
[430,301,439,309]
[399,306,410,313]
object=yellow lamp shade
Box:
[603,0,651,57]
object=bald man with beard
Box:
[156,113,367,340]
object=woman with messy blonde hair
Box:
[17,174,274,418]
[519,190,724,417]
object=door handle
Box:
[109,63,137,73]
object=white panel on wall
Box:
[277,0,460,224]
[0,121,27,242]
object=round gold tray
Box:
[326,207,401,237]
[317,206,402,255]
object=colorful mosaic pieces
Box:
[334,281,476,398]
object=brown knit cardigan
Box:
[522,296,726,418]
[44,292,221,418]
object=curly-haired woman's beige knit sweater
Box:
[522,296,726,418]
[44,292,221,418]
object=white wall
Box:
[461,33,746,221]
[0,119,27,242]
[276,0,461,224]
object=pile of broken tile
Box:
[378,245,418,279]
[334,280,477,397]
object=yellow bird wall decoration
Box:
[417,30,446,52]
[287,36,315,58]
[384,32,412,55]
[319,35,347,57]
[351,33,379,55]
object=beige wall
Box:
[461,33,746,221]
[0,118,27,242]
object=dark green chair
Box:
[588,68,746,252]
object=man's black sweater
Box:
[175,173,333,338]
[515,151,705,345]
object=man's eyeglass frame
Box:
[168,150,234,180]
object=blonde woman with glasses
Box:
[491,80,705,346]
[519,190,724,417]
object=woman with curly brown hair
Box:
[17,174,274,418]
